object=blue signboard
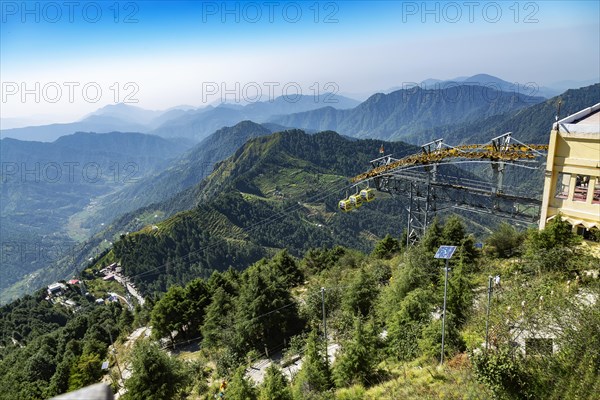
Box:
[434,245,457,259]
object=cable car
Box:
[349,194,363,208]
[360,188,375,202]
[339,199,354,212]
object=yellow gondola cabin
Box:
[360,188,375,202]
[339,199,354,212]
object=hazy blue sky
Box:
[1,1,599,121]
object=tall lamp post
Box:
[434,245,457,366]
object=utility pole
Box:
[105,327,123,387]
[485,276,494,351]
[321,287,328,362]
[440,259,449,365]
[434,245,457,366]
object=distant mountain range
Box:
[1,94,359,142]
[416,73,561,99]
[6,73,597,143]
[272,83,546,142]
[403,83,600,145]
[149,93,360,141]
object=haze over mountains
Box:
[3,74,594,143]
[272,84,545,141]
[1,76,598,302]
[0,132,191,302]
[1,93,359,143]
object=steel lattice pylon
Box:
[349,133,548,246]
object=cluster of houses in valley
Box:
[98,262,144,307]
[45,280,83,310]
[99,262,122,282]
[44,262,130,310]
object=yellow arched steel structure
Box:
[351,143,548,183]
[341,133,549,244]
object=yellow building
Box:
[539,103,600,235]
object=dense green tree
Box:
[124,340,189,400]
[302,286,341,328]
[418,312,465,361]
[420,217,443,254]
[184,278,211,337]
[377,248,429,323]
[67,353,102,391]
[24,347,56,383]
[386,288,432,361]
[333,317,379,388]
[458,235,479,270]
[446,261,474,327]
[525,217,581,272]
[206,269,239,298]
[486,222,523,258]
[81,336,108,359]
[302,246,346,274]
[293,330,332,398]
[342,268,378,317]
[472,347,533,400]
[118,306,134,334]
[259,365,292,400]
[201,287,234,349]
[441,215,467,245]
[233,261,301,354]
[226,366,257,400]
[271,250,305,288]
[47,355,75,397]
[150,285,187,345]
[372,234,401,259]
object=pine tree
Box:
[293,330,331,398]
[420,217,443,254]
[226,365,257,400]
[234,261,300,353]
[333,317,379,388]
[372,234,401,259]
[342,267,378,317]
[184,278,211,338]
[441,215,466,245]
[386,288,432,361]
[271,249,304,288]
[418,312,465,361]
[150,285,187,345]
[259,364,292,400]
[447,260,473,327]
[67,353,103,391]
[201,287,233,349]
[124,340,189,400]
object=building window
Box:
[555,173,570,199]
[573,175,590,202]
[525,338,553,356]
[593,178,600,205]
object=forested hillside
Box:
[1,216,598,399]
[93,130,418,294]
[271,84,545,142]
[80,121,275,231]
[404,83,600,145]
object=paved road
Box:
[114,274,145,306]
[111,327,151,399]
[246,342,340,385]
